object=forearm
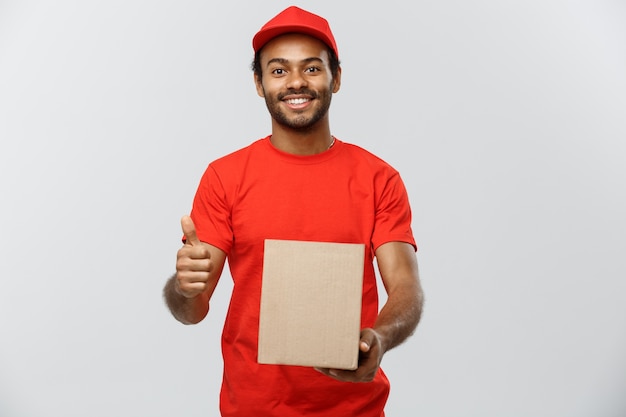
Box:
[163,274,210,325]
[371,241,424,354]
[373,279,423,353]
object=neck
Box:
[270,119,334,155]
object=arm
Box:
[163,216,227,325]
[370,241,423,352]
[317,241,424,382]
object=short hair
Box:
[251,46,341,80]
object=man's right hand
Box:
[175,215,212,298]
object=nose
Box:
[286,71,308,90]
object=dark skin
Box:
[163,215,223,325]
[253,33,340,154]
[163,33,424,382]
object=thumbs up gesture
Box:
[175,215,213,298]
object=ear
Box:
[332,66,342,93]
[254,73,265,98]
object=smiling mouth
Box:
[279,89,317,107]
[285,97,311,105]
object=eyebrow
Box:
[265,57,325,68]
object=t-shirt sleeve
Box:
[371,171,417,252]
[188,164,233,254]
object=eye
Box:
[305,66,321,73]
[271,68,286,75]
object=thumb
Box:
[181,215,201,245]
[359,329,375,352]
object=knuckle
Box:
[176,257,190,272]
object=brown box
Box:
[258,239,365,370]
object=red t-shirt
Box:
[190,137,416,417]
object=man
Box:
[163,6,424,417]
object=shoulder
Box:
[338,140,400,175]
[195,137,269,188]
[210,137,268,168]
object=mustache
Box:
[277,89,319,100]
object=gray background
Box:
[1,1,625,416]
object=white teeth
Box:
[286,98,309,105]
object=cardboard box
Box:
[258,239,365,370]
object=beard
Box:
[263,86,333,131]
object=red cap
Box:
[252,6,339,58]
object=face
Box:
[255,33,341,131]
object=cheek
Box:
[258,77,282,98]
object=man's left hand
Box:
[315,328,385,383]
